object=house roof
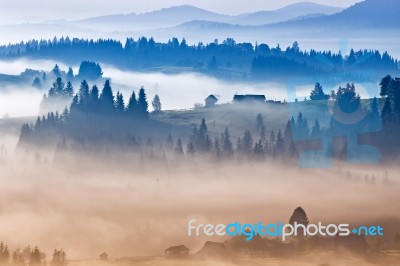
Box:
[205,94,218,101]
[165,245,189,252]
[233,94,266,101]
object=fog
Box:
[0,88,43,117]
[0,58,291,116]
[0,151,398,261]
[0,57,398,264]
[102,66,290,110]
[0,58,380,120]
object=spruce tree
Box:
[64,81,74,98]
[310,83,329,100]
[152,94,162,113]
[99,80,115,113]
[78,80,90,104]
[137,86,149,118]
[127,91,138,115]
[115,92,125,113]
[67,67,74,81]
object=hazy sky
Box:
[1,0,361,24]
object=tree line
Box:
[0,37,397,82]
[0,241,67,266]
[19,78,163,151]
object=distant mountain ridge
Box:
[75,5,232,31]
[162,0,400,39]
[230,2,343,25]
[73,2,344,31]
[267,0,400,28]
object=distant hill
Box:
[74,5,232,31]
[230,2,343,25]
[268,0,400,29]
[159,0,399,41]
[73,2,343,31]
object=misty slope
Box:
[230,2,343,25]
[268,0,400,29]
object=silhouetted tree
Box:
[78,61,103,80]
[78,80,90,104]
[127,91,138,115]
[52,64,61,77]
[11,249,24,266]
[152,94,162,113]
[99,80,115,113]
[137,87,149,118]
[380,75,392,96]
[29,247,42,266]
[32,77,42,88]
[50,249,67,266]
[115,91,125,113]
[310,83,329,100]
[66,67,74,81]
[64,81,74,98]
[0,242,10,264]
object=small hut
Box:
[165,245,189,258]
[205,95,218,107]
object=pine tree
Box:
[89,85,99,106]
[78,80,90,104]
[127,91,138,115]
[0,242,9,263]
[49,77,65,97]
[29,247,42,266]
[242,130,253,154]
[32,77,42,88]
[152,94,162,113]
[115,91,125,113]
[50,249,67,266]
[52,64,61,77]
[99,80,115,113]
[380,75,392,97]
[253,140,265,157]
[137,87,149,118]
[11,249,24,266]
[67,67,74,81]
[64,81,74,98]
[310,83,329,100]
